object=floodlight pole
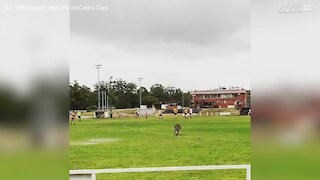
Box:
[109,76,116,118]
[104,91,107,110]
[138,78,143,108]
[106,93,109,111]
[101,90,104,110]
[95,65,102,110]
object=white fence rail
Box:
[70,165,251,180]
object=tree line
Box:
[70,79,191,110]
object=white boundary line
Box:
[70,165,251,180]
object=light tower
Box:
[138,77,143,108]
[108,76,116,118]
[95,64,102,110]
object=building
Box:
[191,87,250,108]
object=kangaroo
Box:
[174,124,182,136]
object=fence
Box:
[70,164,251,180]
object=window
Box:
[220,94,235,98]
[211,94,218,98]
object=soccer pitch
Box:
[70,116,250,179]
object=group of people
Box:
[70,111,82,125]
[158,107,193,120]
[134,107,193,120]
[183,107,193,119]
[70,108,193,122]
[135,110,149,118]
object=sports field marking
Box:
[70,138,120,146]
[70,164,251,180]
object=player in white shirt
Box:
[158,110,163,120]
[189,108,193,118]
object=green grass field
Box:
[70,116,250,179]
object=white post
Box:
[138,78,143,108]
[207,112,209,116]
[246,165,251,180]
[98,69,100,110]
[95,65,102,110]
[109,76,113,118]
[101,91,104,110]
[97,75,100,110]
[107,95,109,114]
[104,91,107,110]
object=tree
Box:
[142,95,159,107]
[70,79,193,110]
[70,81,96,110]
[139,87,149,97]
[150,84,166,103]
[182,92,192,107]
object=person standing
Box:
[189,108,193,118]
[173,107,178,119]
[135,110,140,118]
[77,111,82,122]
[158,109,163,120]
[184,108,189,119]
[71,111,76,125]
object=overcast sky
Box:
[70,0,250,91]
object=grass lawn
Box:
[70,116,250,179]
[200,108,240,116]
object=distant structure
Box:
[191,87,250,108]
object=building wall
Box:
[192,91,248,108]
